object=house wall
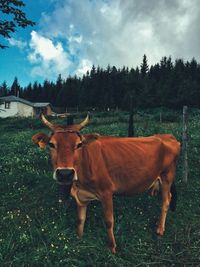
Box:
[0,101,34,118]
[0,102,18,118]
[33,105,52,116]
[17,102,34,117]
[46,105,52,115]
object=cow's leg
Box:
[156,168,175,235]
[101,193,116,254]
[77,205,87,237]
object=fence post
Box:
[182,105,188,183]
[128,95,134,137]
[66,114,74,125]
[159,111,162,123]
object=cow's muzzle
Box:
[55,168,75,184]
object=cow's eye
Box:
[76,143,83,149]
[49,142,55,149]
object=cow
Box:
[32,114,180,254]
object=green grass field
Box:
[0,110,200,266]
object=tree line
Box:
[1,55,200,111]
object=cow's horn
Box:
[41,113,54,130]
[78,112,90,130]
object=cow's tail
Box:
[170,182,177,212]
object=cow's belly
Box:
[103,147,163,195]
[110,167,161,195]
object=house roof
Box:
[0,95,51,108]
[33,103,51,108]
[0,95,33,106]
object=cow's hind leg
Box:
[101,193,116,254]
[156,166,176,235]
[77,205,87,237]
[156,180,171,235]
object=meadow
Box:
[0,109,200,267]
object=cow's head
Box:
[32,113,98,186]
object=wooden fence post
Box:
[66,114,74,125]
[182,105,188,183]
[159,111,162,123]
[128,95,134,137]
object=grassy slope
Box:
[0,111,200,267]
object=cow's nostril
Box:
[56,169,75,183]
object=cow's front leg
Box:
[101,193,116,254]
[77,205,87,237]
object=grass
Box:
[0,110,200,266]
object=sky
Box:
[1,0,200,87]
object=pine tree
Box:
[10,77,21,96]
[0,81,9,96]
[140,54,149,78]
[22,83,32,100]
[54,75,62,106]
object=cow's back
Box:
[78,134,180,196]
[94,136,165,195]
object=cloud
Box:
[76,59,92,76]
[8,37,27,49]
[28,31,71,78]
[29,0,200,80]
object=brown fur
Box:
[32,128,180,254]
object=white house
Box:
[0,95,52,118]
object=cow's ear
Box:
[82,133,100,146]
[32,133,50,149]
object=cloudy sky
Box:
[1,0,200,87]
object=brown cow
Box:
[32,114,180,254]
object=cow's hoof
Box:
[77,231,83,239]
[111,246,116,254]
[156,227,164,236]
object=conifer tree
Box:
[0,81,9,96]
[140,54,149,78]
[10,77,21,96]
